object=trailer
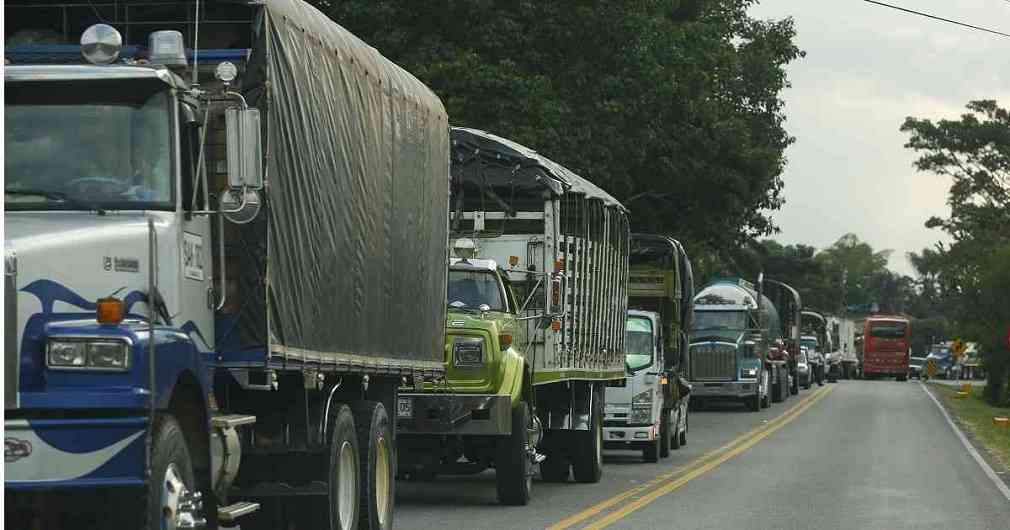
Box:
[396,127,629,502]
[5,1,448,528]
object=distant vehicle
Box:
[909,356,927,379]
[797,347,812,390]
[925,344,957,380]
[800,333,825,386]
[859,315,911,381]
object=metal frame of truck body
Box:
[5,1,450,527]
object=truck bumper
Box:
[603,423,658,449]
[690,381,756,399]
[5,417,147,489]
[396,393,512,436]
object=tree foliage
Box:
[311,0,803,251]
[902,100,1010,404]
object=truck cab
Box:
[688,280,775,412]
[604,310,687,461]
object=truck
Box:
[396,127,630,504]
[688,278,788,411]
[830,316,860,379]
[858,315,911,381]
[762,278,803,397]
[5,2,449,529]
[801,310,830,386]
[603,235,694,462]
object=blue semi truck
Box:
[5,2,449,528]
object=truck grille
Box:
[690,342,737,381]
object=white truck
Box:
[604,235,694,462]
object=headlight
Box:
[742,367,758,379]
[629,407,652,424]
[47,339,131,371]
[452,336,485,367]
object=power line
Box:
[863,0,1010,39]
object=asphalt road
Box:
[394,380,1010,529]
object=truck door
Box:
[178,101,214,352]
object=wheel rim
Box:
[375,435,391,526]
[595,419,602,466]
[161,463,202,530]
[337,441,357,530]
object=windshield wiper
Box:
[5,188,105,214]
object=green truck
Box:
[396,128,630,505]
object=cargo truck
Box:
[4,2,449,528]
[688,278,788,411]
[603,235,694,462]
[762,278,802,397]
[831,316,860,379]
[396,128,630,504]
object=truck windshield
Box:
[625,316,654,372]
[447,270,505,311]
[5,82,173,211]
[801,338,818,351]
[692,310,747,331]
[870,322,907,338]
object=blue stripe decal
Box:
[28,417,146,454]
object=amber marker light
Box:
[508,255,520,267]
[499,334,513,350]
[96,297,125,325]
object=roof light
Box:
[453,238,478,259]
[215,61,238,84]
[148,30,187,67]
[80,24,123,65]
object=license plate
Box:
[397,397,413,418]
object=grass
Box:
[929,382,1010,470]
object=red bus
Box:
[860,315,911,381]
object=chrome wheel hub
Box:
[161,464,205,530]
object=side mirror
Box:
[225,107,263,190]
[546,272,567,317]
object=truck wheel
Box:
[571,400,603,483]
[772,373,784,403]
[643,438,660,463]
[747,392,760,412]
[790,372,799,395]
[351,401,393,530]
[496,402,532,505]
[670,408,682,450]
[313,404,360,530]
[659,410,671,458]
[538,432,570,483]
[148,414,203,530]
[678,418,687,447]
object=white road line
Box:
[920,381,1010,502]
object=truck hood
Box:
[5,211,164,409]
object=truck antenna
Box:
[192,0,200,85]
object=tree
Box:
[902,100,1010,404]
[313,0,803,253]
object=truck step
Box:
[211,414,257,429]
[218,501,260,523]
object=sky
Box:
[748,0,1010,276]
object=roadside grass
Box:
[929,383,1010,469]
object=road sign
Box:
[926,358,938,378]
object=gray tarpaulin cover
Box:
[240,0,449,369]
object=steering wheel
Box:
[64,177,132,197]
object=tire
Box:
[351,401,394,530]
[643,439,660,463]
[312,404,361,530]
[659,410,671,459]
[571,395,603,484]
[496,402,532,505]
[670,408,682,451]
[772,371,784,403]
[538,432,570,483]
[747,392,760,412]
[147,414,199,530]
[678,421,687,447]
[790,371,799,395]
[761,373,771,409]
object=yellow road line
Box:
[549,385,834,530]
